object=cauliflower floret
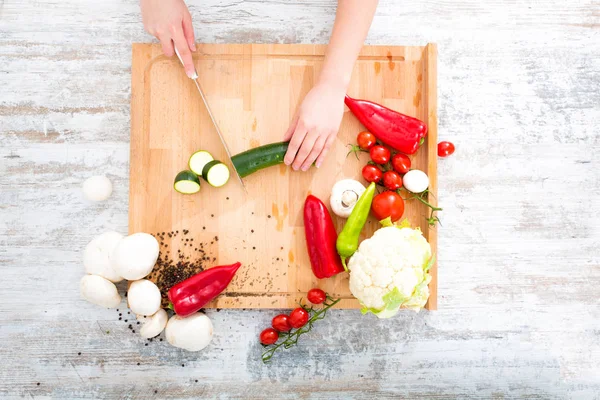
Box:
[348,225,433,318]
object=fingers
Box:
[182,11,197,51]
[171,28,196,78]
[283,112,299,142]
[300,134,327,171]
[315,134,337,168]
[284,121,307,166]
[292,130,319,171]
[159,34,175,57]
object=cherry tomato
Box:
[288,308,309,329]
[371,191,405,222]
[362,164,383,183]
[391,153,411,174]
[383,171,403,190]
[357,131,376,150]
[260,328,279,345]
[307,288,326,304]
[271,314,292,332]
[437,141,455,157]
[369,145,391,165]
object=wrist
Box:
[316,68,350,93]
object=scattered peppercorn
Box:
[78,352,81,356]
[37,383,40,386]
[181,364,185,367]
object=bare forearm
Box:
[318,0,379,90]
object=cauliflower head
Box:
[348,222,434,318]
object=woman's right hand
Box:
[140,0,197,78]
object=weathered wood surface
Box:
[0,0,599,398]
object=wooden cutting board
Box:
[130,43,438,310]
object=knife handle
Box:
[174,46,198,80]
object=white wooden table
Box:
[1,0,599,398]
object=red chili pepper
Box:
[344,95,427,155]
[168,262,241,317]
[303,195,345,279]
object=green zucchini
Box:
[189,150,214,175]
[174,170,201,194]
[202,160,230,187]
[231,142,290,178]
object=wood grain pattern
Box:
[130,43,438,309]
[1,0,599,398]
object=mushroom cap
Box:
[140,309,168,339]
[80,275,121,308]
[84,231,124,282]
[166,313,213,351]
[82,175,113,202]
[127,279,161,316]
[330,179,366,218]
[403,170,429,193]
[111,233,159,280]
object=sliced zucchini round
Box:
[189,150,214,176]
[202,160,230,188]
[174,170,201,194]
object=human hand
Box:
[283,82,346,171]
[140,0,196,78]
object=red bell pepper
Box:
[304,195,345,279]
[168,262,241,317]
[344,95,428,155]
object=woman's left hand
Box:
[283,82,346,171]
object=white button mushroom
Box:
[402,170,429,193]
[127,279,161,316]
[80,275,121,308]
[165,313,213,351]
[330,179,366,218]
[84,231,124,282]
[140,309,168,339]
[111,232,159,280]
[82,175,113,202]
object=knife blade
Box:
[174,47,247,194]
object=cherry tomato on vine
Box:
[369,145,391,165]
[357,131,376,150]
[271,314,292,332]
[391,153,411,174]
[383,171,403,190]
[260,328,279,345]
[362,164,383,183]
[307,288,326,304]
[371,191,405,222]
[288,308,309,328]
[437,141,455,157]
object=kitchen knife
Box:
[174,47,247,194]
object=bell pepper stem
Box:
[341,257,348,272]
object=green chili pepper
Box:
[336,182,376,270]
